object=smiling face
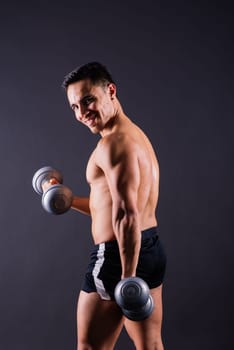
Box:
[67,79,117,135]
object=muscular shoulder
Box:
[96,132,137,168]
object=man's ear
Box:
[108,83,117,99]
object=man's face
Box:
[67,79,116,134]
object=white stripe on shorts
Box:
[92,243,111,300]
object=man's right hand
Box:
[32,166,73,215]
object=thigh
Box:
[124,284,164,350]
[77,291,124,350]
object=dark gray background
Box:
[0,0,233,349]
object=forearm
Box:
[114,209,141,278]
[71,196,91,215]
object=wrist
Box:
[121,271,136,280]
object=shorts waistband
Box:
[141,226,158,239]
[94,226,158,249]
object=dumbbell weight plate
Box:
[114,277,149,309]
[32,166,63,195]
[42,184,73,214]
[114,277,154,321]
[122,294,154,321]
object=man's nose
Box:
[76,105,87,121]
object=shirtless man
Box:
[62,62,167,350]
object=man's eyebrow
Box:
[77,94,94,103]
[82,94,94,100]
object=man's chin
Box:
[89,126,99,134]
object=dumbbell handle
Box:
[41,177,60,193]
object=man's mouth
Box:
[84,113,97,127]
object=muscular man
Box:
[62,62,167,350]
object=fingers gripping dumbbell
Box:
[114,277,154,321]
[32,166,73,215]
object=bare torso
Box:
[86,116,159,244]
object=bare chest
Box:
[86,149,103,185]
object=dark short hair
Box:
[62,62,115,90]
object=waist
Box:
[93,226,158,249]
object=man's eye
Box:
[84,97,94,105]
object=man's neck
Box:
[100,101,126,138]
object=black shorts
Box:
[81,227,167,300]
